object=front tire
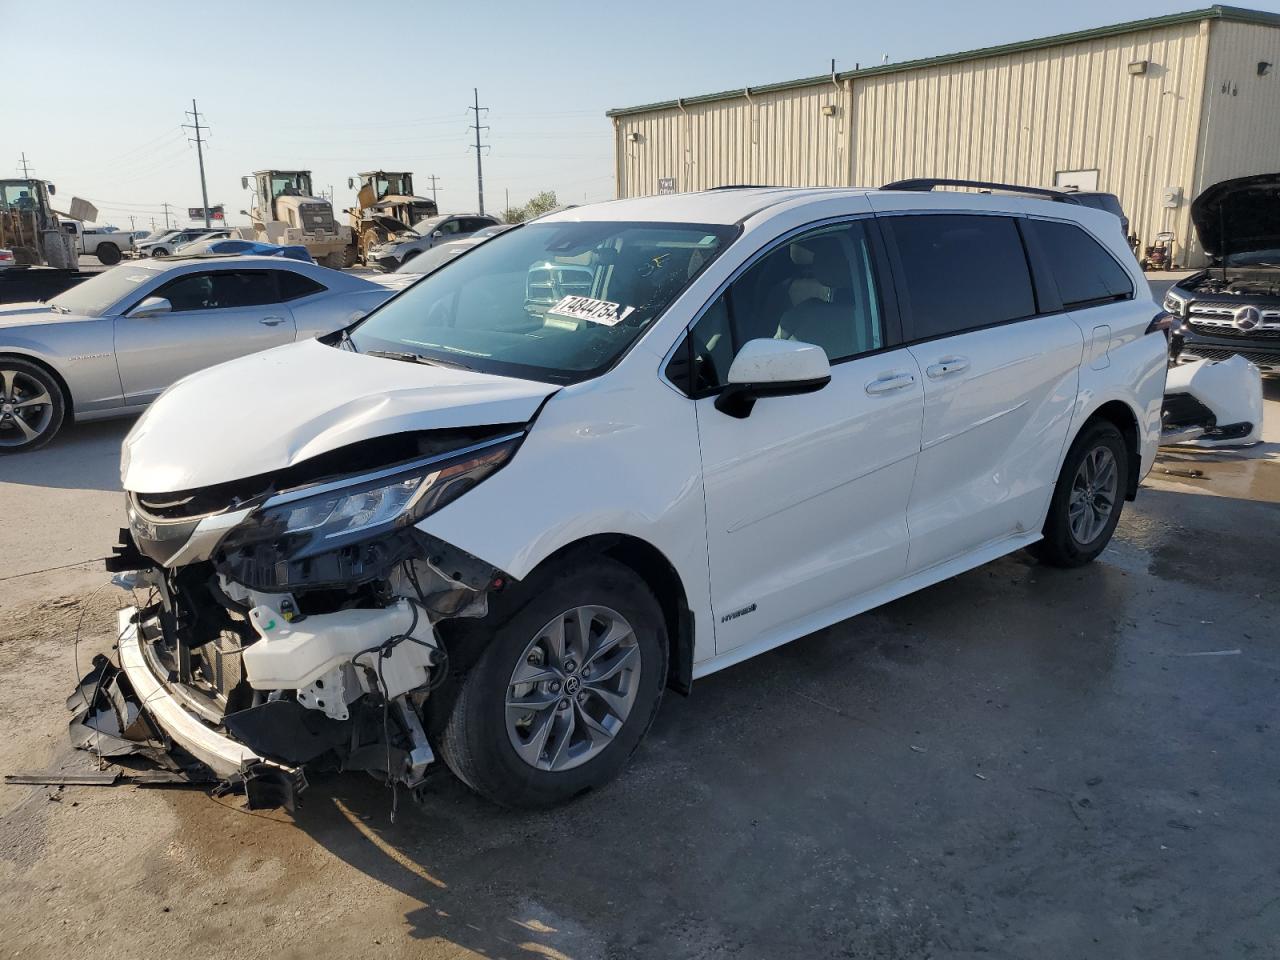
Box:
[96,243,121,265]
[1030,419,1128,567]
[437,557,667,808]
[0,358,66,453]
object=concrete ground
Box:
[1,305,1278,958]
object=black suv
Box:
[1166,173,1280,374]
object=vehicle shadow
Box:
[0,417,131,491]
[288,548,1140,957]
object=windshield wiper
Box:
[364,349,425,363]
[48,304,70,314]
[363,348,475,372]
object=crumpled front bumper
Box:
[71,608,306,809]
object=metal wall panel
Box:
[851,20,1211,263]
[613,83,851,198]
[1192,20,1280,259]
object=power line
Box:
[183,99,212,228]
[468,88,489,216]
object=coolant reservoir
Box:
[242,599,436,700]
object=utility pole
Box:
[183,99,212,227]
[17,152,32,179]
[467,89,489,215]
[426,174,440,207]
[129,215,136,231]
[161,203,174,230]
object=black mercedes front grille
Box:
[1187,322,1280,339]
[1180,346,1280,367]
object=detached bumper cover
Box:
[69,609,306,808]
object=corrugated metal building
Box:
[607,5,1280,265]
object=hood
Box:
[1191,173,1280,259]
[122,338,558,493]
[0,303,91,327]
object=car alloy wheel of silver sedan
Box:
[505,605,642,772]
[0,368,54,448]
[1068,445,1118,545]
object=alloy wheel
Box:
[1068,445,1118,545]
[0,368,55,449]
[505,605,642,772]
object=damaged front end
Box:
[74,427,521,810]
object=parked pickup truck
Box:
[60,221,135,265]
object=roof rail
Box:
[706,184,781,191]
[881,178,1080,203]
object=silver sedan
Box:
[0,256,393,452]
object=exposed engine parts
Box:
[75,520,512,811]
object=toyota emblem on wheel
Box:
[1234,305,1262,331]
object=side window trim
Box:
[659,213,902,399]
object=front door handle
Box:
[259,316,286,326]
[865,371,916,396]
[925,356,970,379]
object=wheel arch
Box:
[524,533,695,696]
[0,351,74,423]
[1082,398,1141,500]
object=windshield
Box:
[270,172,312,199]
[407,215,446,237]
[351,220,737,384]
[0,180,42,210]
[48,264,162,316]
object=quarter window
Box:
[277,270,326,301]
[676,220,884,393]
[883,214,1036,340]
[1029,219,1134,309]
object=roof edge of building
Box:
[605,5,1280,118]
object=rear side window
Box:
[1029,219,1133,309]
[277,270,326,301]
[883,214,1035,340]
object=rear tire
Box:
[437,556,667,808]
[96,243,121,265]
[0,358,66,453]
[1030,420,1128,568]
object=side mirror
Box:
[347,177,354,189]
[239,209,249,216]
[431,230,444,239]
[128,296,173,319]
[47,183,56,195]
[240,176,249,190]
[714,338,831,419]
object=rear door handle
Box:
[925,356,970,379]
[259,316,286,326]
[865,371,916,396]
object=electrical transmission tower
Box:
[467,89,489,215]
[183,100,212,227]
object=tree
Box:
[503,190,559,224]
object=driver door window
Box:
[678,220,884,394]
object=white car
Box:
[82,184,1168,810]
[367,213,502,271]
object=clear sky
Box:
[9,0,1279,230]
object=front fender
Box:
[0,325,123,414]
[415,375,715,665]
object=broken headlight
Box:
[223,433,521,562]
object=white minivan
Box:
[87,183,1169,809]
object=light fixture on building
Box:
[1128,60,1149,75]
[627,132,642,143]
[821,104,838,117]
[1258,61,1273,76]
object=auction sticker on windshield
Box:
[547,295,635,327]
